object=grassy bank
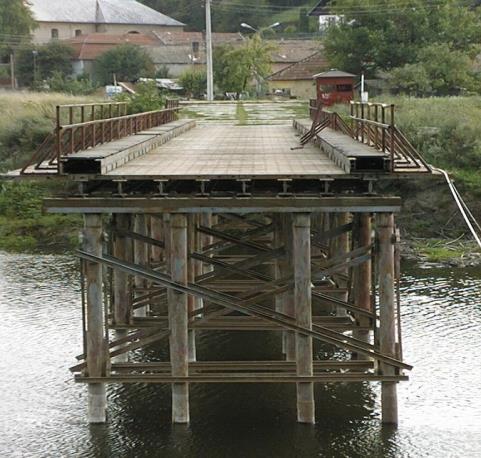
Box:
[0,91,100,172]
[0,91,98,252]
[0,181,81,252]
[335,96,481,195]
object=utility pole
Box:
[206,0,214,101]
[10,52,16,90]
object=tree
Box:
[94,44,155,85]
[178,69,207,99]
[323,0,481,76]
[214,35,275,95]
[388,44,480,96]
[0,0,36,54]
[16,41,74,87]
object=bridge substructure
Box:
[24,101,432,426]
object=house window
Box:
[75,29,82,37]
[192,41,200,58]
[51,29,59,39]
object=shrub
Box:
[115,81,165,114]
[178,69,207,99]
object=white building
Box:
[28,0,184,44]
[308,0,342,31]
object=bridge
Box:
[12,99,432,426]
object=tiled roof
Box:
[268,51,328,81]
[29,0,184,26]
[65,33,159,60]
[313,70,356,78]
[145,45,206,65]
[153,31,244,46]
[270,40,322,63]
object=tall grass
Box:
[0,91,100,171]
[334,96,481,194]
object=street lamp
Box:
[240,22,281,35]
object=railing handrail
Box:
[349,115,391,129]
[60,107,181,131]
[58,102,128,109]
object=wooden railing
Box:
[308,99,431,173]
[21,99,180,175]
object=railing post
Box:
[56,105,62,172]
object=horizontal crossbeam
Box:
[44,196,402,214]
[75,374,408,384]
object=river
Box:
[1,253,480,457]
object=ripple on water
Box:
[1,252,480,457]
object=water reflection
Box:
[1,253,480,457]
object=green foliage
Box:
[388,44,480,96]
[115,81,166,114]
[0,0,36,54]
[214,35,276,94]
[178,69,207,99]
[236,102,248,125]
[324,0,481,76]
[48,71,98,96]
[138,0,313,32]
[155,65,171,78]
[94,44,155,85]
[0,181,81,252]
[16,41,74,87]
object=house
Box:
[28,0,184,44]
[308,0,342,31]
[65,32,160,77]
[144,32,244,77]
[270,40,324,74]
[267,51,327,99]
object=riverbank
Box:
[1,96,480,262]
[0,91,100,172]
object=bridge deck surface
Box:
[106,124,346,179]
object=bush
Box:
[115,81,165,114]
[47,71,98,96]
[178,69,207,99]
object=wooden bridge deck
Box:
[106,124,346,179]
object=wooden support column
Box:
[134,214,149,317]
[282,214,296,361]
[292,213,315,424]
[83,214,107,423]
[187,214,198,362]
[353,213,372,352]
[112,214,132,363]
[377,213,398,425]
[150,214,164,265]
[273,215,285,355]
[168,214,190,424]
[335,212,350,317]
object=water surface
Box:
[0,253,480,457]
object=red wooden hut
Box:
[313,69,356,106]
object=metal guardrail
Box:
[20,99,180,175]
